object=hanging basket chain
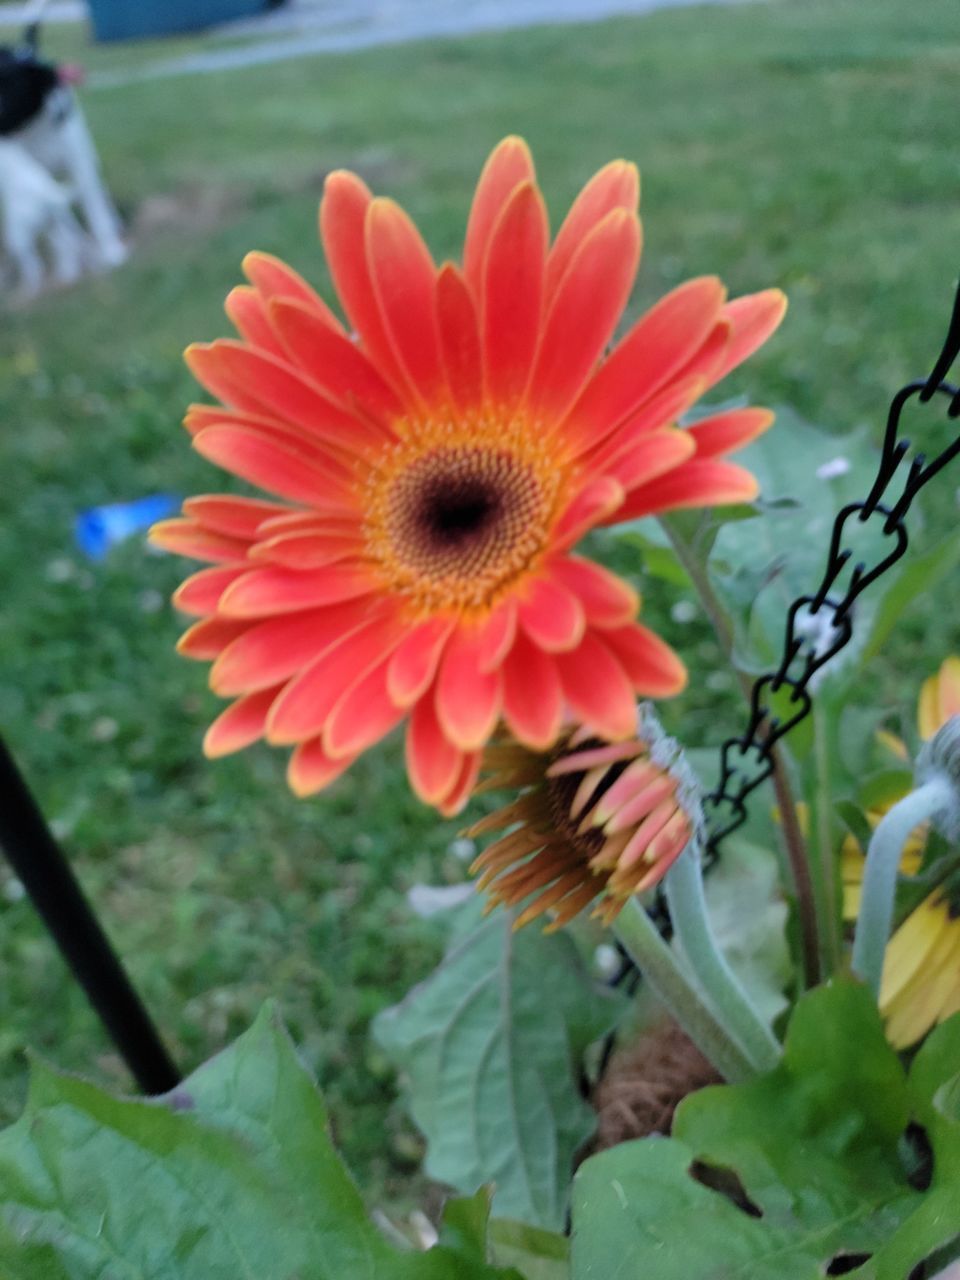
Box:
[603,280,960,1052]
[703,279,960,860]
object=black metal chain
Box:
[702,280,960,856]
[601,280,960,1071]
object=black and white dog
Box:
[0,26,127,298]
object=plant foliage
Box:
[571,982,960,1279]
[0,1005,522,1280]
[374,899,622,1230]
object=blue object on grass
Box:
[76,494,180,561]
[87,0,277,42]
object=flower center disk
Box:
[365,415,565,613]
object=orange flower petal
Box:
[517,575,585,653]
[435,263,483,413]
[476,599,517,673]
[502,631,564,750]
[225,286,286,358]
[616,799,685,874]
[287,736,358,796]
[550,557,639,628]
[563,276,725,448]
[242,250,344,331]
[183,402,291,439]
[687,407,774,459]
[219,563,374,620]
[319,171,411,393]
[367,197,445,405]
[187,341,382,453]
[406,692,463,806]
[482,180,548,408]
[544,158,639,305]
[256,512,358,539]
[192,425,356,511]
[150,519,251,564]
[266,612,401,745]
[176,616,249,659]
[435,628,503,751]
[324,659,405,758]
[577,375,704,470]
[211,599,378,696]
[712,289,788,385]
[204,686,281,758]
[551,476,624,549]
[612,458,759,522]
[605,428,696,493]
[250,532,364,570]
[268,297,404,426]
[601,623,687,697]
[463,135,536,296]
[671,317,732,388]
[555,632,636,740]
[387,615,457,708]
[182,495,290,540]
[437,750,482,817]
[529,209,641,424]
[173,565,248,617]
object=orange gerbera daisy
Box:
[152,137,786,813]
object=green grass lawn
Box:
[2,0,960,1208]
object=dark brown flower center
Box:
[366,434,565,612]
[544,738,636,858]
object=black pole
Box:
[0,735,180,1095]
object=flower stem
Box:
[659,514,821,987]
[664,845,782,1073]
[613,897,755,1082]
[851,776,953,999]
[812,702,842,974]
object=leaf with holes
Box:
[0,1004,521,1280]
[571,982,960,1280]
[374,898,622,1230]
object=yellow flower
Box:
[918,655,960,741]
[844,655,960,1047]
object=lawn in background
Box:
[1,0,959,1207]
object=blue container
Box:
[75,494,180,560]
[88,0,276,42]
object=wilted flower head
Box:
[151,136,784,812]
[469,710,700,929]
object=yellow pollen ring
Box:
[362,411,570,614]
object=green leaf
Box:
[0,1004,519,1280]
[438,1192,569,1280]
[860,768,915,810]
[488,1221,569,1280]
[861,533,960,665]
[374,899,621,1230]
[872,1016,960,1278]
[601,522,692,587]
[836,798,875,851]
[570,983,960,1279]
